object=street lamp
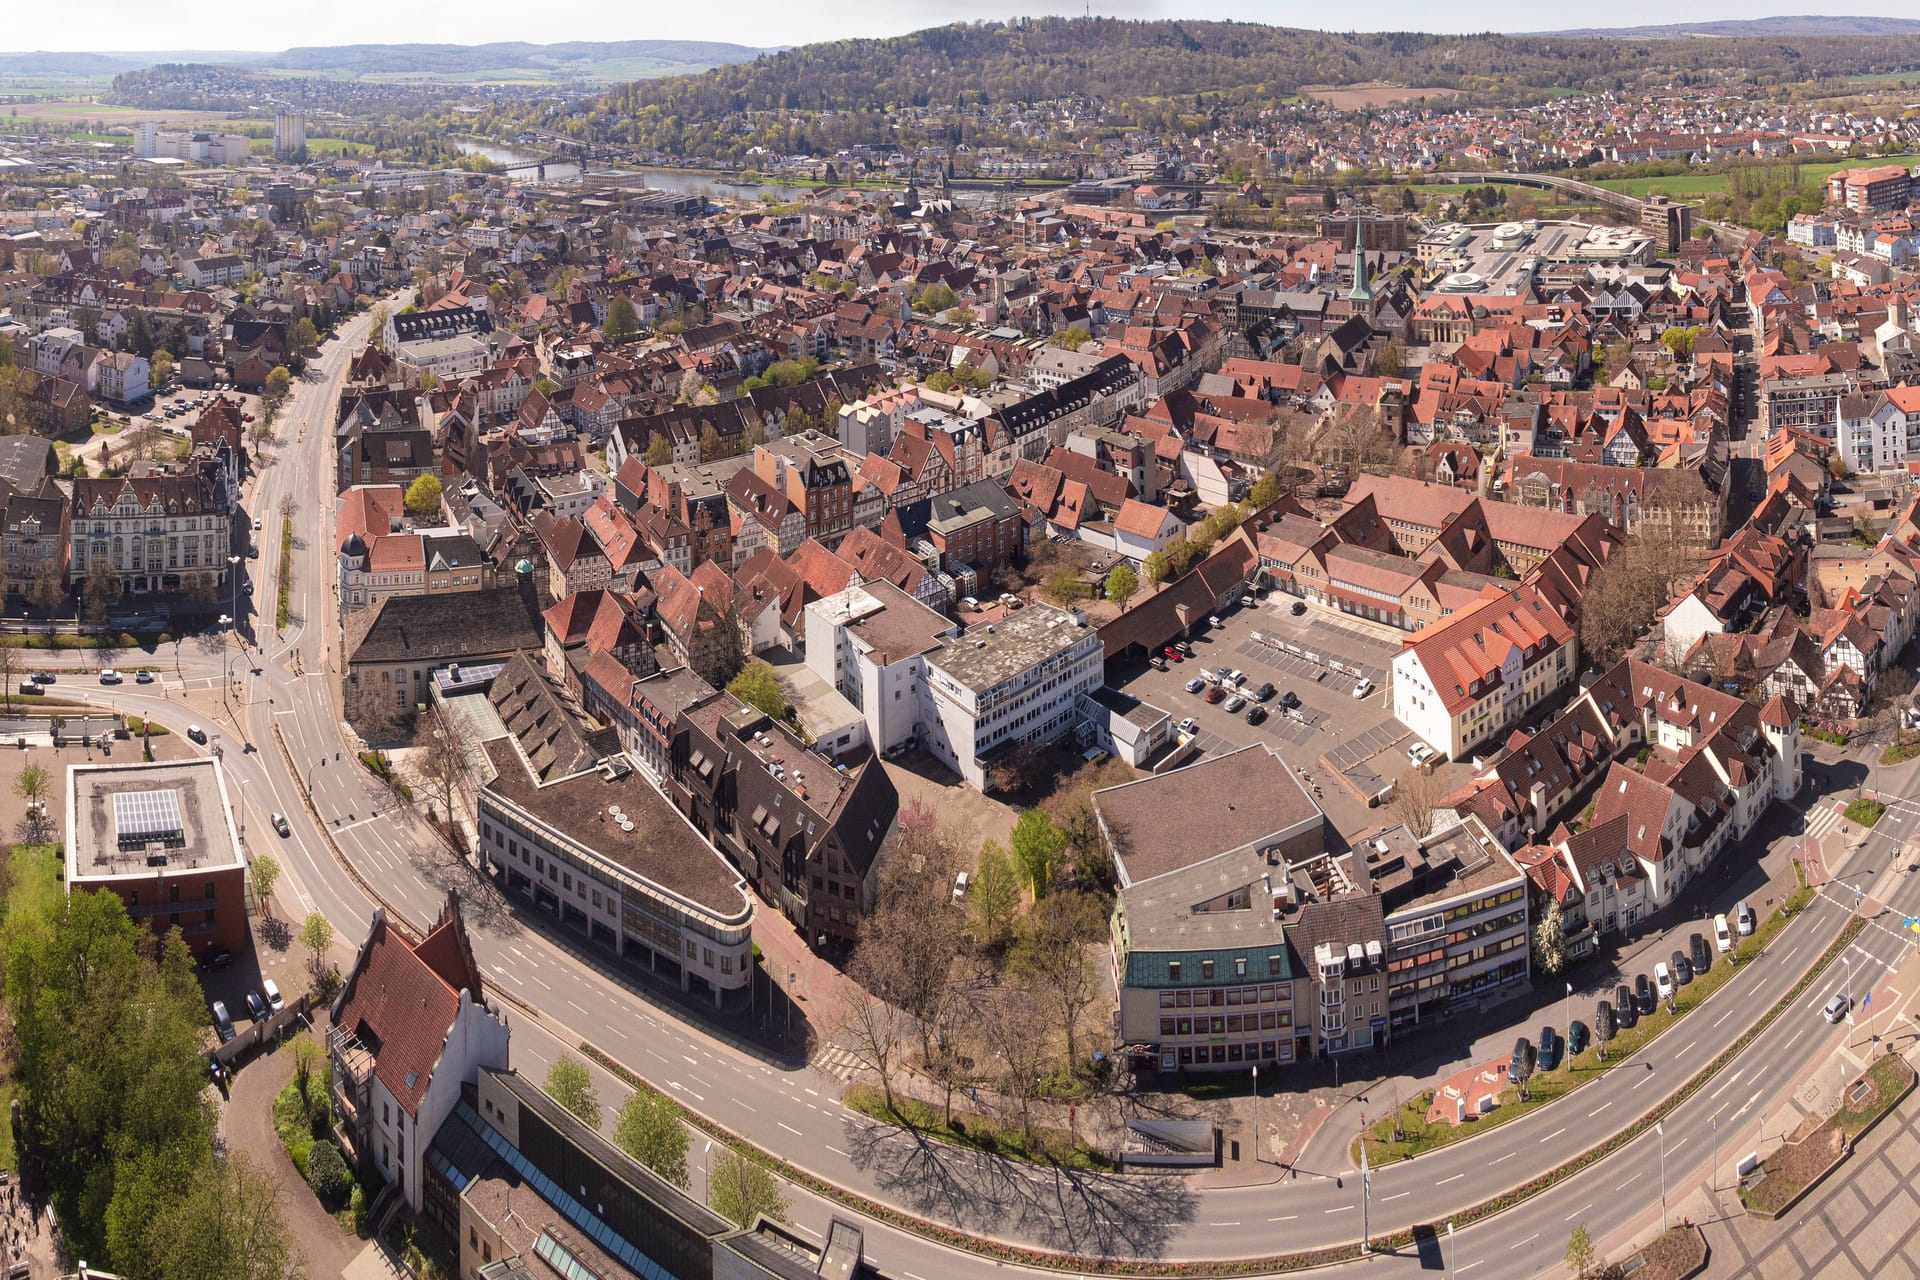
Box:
[1445,1222,1454,1280]
[1251,1062,1260,1165]
[228,554,242,635]
[1845,956,1853,1013]
[1657,1120,1668,1234]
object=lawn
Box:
[1844,797,1886,827]
[276,517,294,630]
[1589,154,1920,201]
[1359,869,1815,1164]
[1592,172,1733,198]
[5,843,65,930]
[842,1083,1110,1171]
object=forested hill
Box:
[498,18,1920,155]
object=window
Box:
[1235,957,1247,977]
[1201,959,1215,980]
[1167,961,1181,982]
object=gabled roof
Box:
[330,895,485,1114]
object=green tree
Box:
[727,659,789,720]
[1162,534,1197,576]
[1009,807,1066,901]
[708,1150,788,1228]
[1043,567,1082,606]
[1248,470,1282,508]
[700,423,726,461]
[613,1089,690,1188]
[911,282,957,314]
[604,295,640,343]
[248,854,281,914]
[970,838,1021,949]
[298,911,335,982]
[1048,325,1090,351]
[291,317,319,353]
[1104,563,1139,607]
[262,366,291,404]
[545,1053,601,1128]
[1565,1223,1597,1280]
[644,432,674,467]
[532,377,558,397]
[142,1152,297,1280]
[7,889,217,1268]
[404,473,443,519]
[149,347,175,385]
[1141,549,1171,585]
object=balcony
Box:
[327,1024,376,1154]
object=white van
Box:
[1654,962,1675,1001]
[1352,678,1374,699]
[1714,913,1733,953]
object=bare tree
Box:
[845,800,967,1072]
[832,985,915,1111]
[981,984,1054,1144]
[1009,889,1107,1073]
[407,701,475,847]
[1388,766,1445,838]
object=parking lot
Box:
[1117,596,1422,834]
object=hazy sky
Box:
[21,0,1920,53]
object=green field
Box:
[1593,153,1920,200]
[1592,172,1735,197]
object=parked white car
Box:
[1714,913,1733,954]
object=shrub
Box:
[305,1139,350,1203]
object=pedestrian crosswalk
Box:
[1804,802,1849,843]
[809,1044,868,1082]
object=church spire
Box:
[1347,216,1373,303]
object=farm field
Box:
[1301,82,1463,109]
[0,99,263,129]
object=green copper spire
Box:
[1348,216,1372,303]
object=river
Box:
[452,139,813,201]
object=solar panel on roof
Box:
[113,788,184,849]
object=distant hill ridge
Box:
[1532,14,1920,37]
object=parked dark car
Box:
[1566,1020,1589,1057]
[1689,932,1713,976]
[1254,682,1276,702]
[1671,950,1694,986]
[1280,690,1302,709]
[1291,601,1307,616]
[1613,985,1638,1029]
[1246,706,1268,726]
[245,991,267,1022]
[1634,974,1656,1016]
[1536,1025,1560,1071]
[1508,1037,1536,1083]
[211,1001,235,1044]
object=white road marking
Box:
[1511,1234,1538,1251]
[1437,1173,1464,1185]
[1381,1191,1410,1202]
[1269,1214,1297,1223]
[1325,1205,1354,1214]
[1589,1102,1611,1117]
[1564,1202,1591,1222]
[1545,1127,1565,1140]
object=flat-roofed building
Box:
[64,758,247,957]
[1103,745,1327,1073]
[477,736,754,1007]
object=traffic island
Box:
[1738,1054,1914,1219]
[1610,1224,1709,1280]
